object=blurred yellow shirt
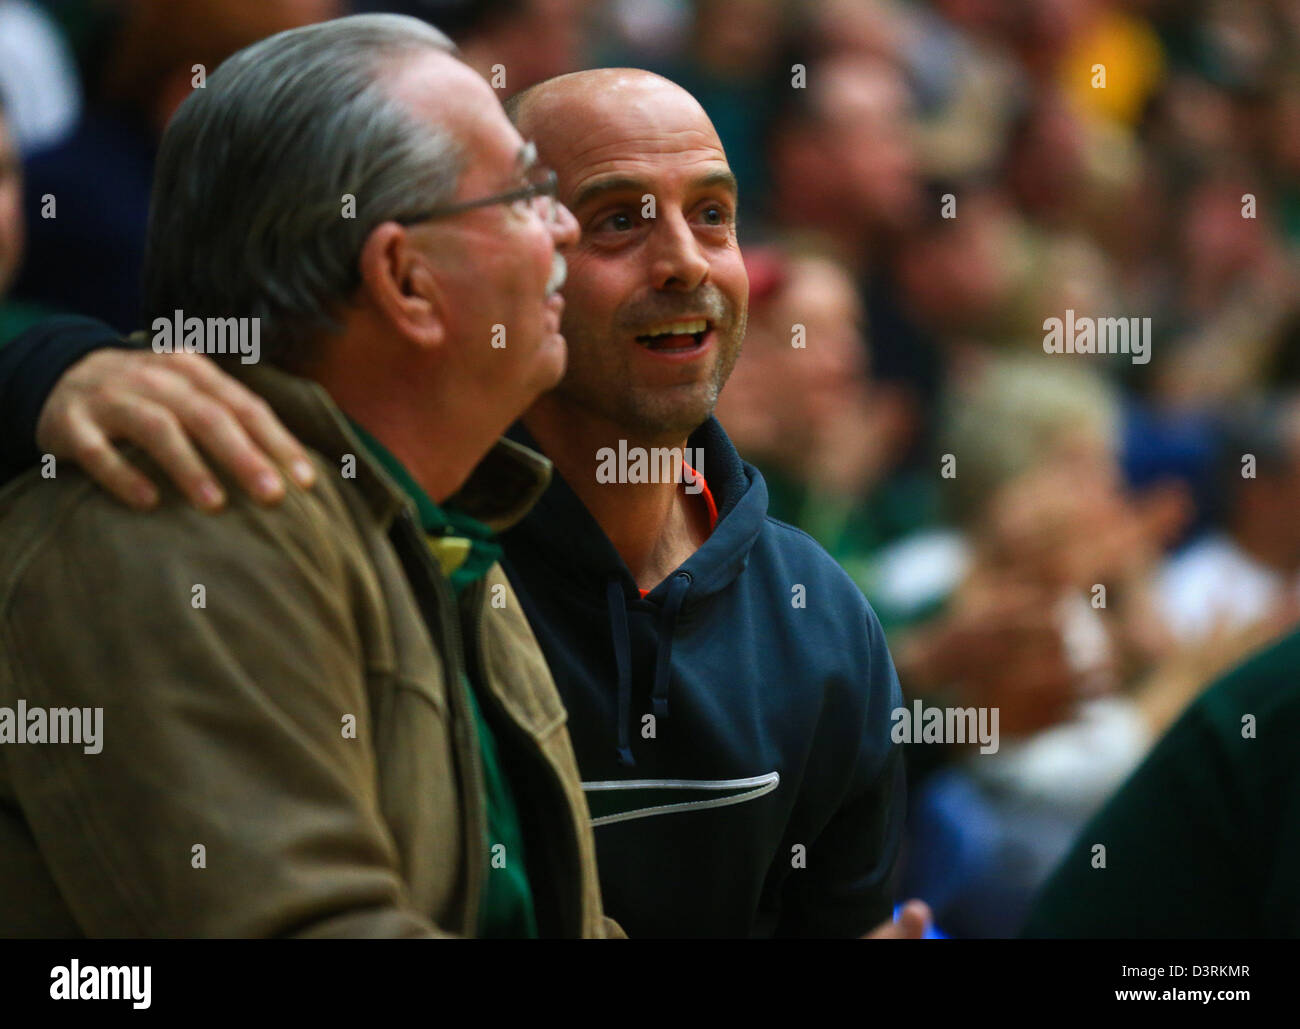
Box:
[1061,9,1166,127]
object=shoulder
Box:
[738,516,898,707]
[1194,629,1300,742]
[0,448,360,620]
[755,514,880,619]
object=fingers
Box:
[862,900,932,939]
[169,352,316,491]
[63,414,160,511]
[894,900,932,939]
[36,348,315,512]
[135,375,283,506]
[114,398,227,511]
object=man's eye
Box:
[699,204,732,227]
[596,211,636,232]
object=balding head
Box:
[506,69,749,444]
[509,69,723,186]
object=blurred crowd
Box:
[3,0,1299,937]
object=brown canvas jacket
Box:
[0,361,618,938]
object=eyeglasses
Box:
[398,165,561,227]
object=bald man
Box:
[2,68,910,939]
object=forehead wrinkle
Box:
[565,131,723,164]
[559,138,729,196]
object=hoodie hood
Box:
[503,417,767,763]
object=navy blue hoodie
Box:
[501,418,905,937]
[0,321,906,937]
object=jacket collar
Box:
[230,362,553,533]
[502,415,766,607]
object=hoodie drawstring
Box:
[605,570,692,767]
[652,572,691,719]
[606,576,636,767]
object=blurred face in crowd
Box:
[0,110,22,298]
[1179,175,1275,306]
[131,0,342,57]
[391,54,578,421]
[981,425,1128,589]
[808,0,906,61]
[107,0,342,129]
[765,255,867,404]
[718,253,867,460]
[515,70,748,441]
[772,57,920,235]
[693,0,784,76]
[722,250,911,495]
[1005,94,1088,223]
[467,0,592,93]
[897,192,1018,333]
[823,58,920,225]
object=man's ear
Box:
[358,222,449,349]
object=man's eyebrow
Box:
[691,169,739,198]
[568,174,649,211]
[569,167,739,211]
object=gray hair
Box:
[939,355,1120,525]
[142,14,465,368]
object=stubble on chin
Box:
[551,310,744,436]
[605,341,739,438]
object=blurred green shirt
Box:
[1023,628,1300,938]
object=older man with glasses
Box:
[0,14,619,938]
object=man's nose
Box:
[648,210,710,291]
[550,201,580,248]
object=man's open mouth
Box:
[634,318,712,351]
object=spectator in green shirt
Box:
[1024,627,1300,938]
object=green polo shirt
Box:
[1023,627,1300,938]
[349,421,538,939]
